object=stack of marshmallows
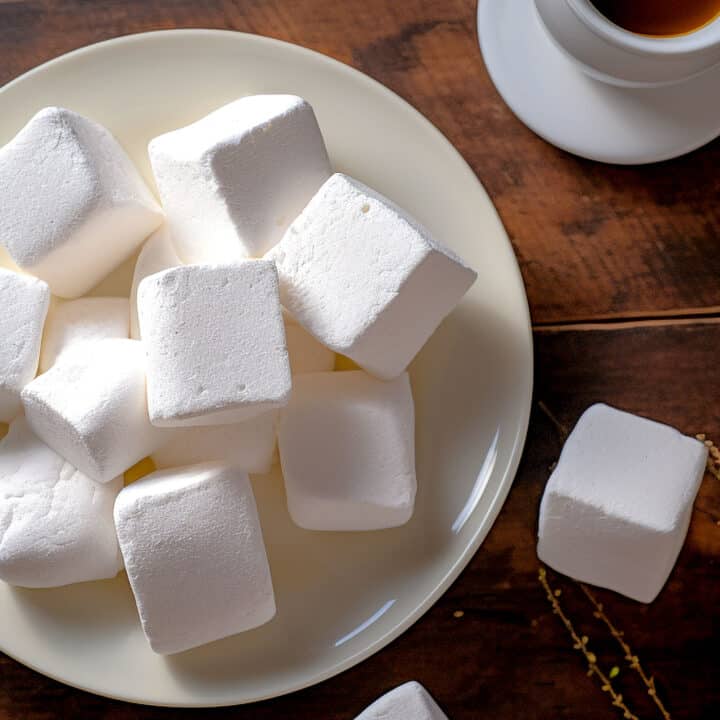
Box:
[0,97,477,654]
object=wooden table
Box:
[1,1,718,718]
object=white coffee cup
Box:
[534,0,720,87]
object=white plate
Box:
[0,30,532,706]
[478,0,720,164]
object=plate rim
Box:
[0,28,533,707]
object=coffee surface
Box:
[591,0,720,36]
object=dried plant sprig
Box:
[538,567,639,720]
[580,583,672,720]
[696,434,720,481]
[538,401,570,440]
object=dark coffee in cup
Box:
[590,0,720,36]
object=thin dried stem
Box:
[537,401,570,440]
[696,434,720,480]
[580,584,672,720]
[538,568,639,720]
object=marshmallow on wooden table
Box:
[152,411,277,474]
[22,339,163,483]
[114,462,275,654]
[39,297,129,373]
[538,403,707,603]
[268,173,477,380]
[0,107,163,298]
[0,417,122,588]
[138,261,292,427]
[355,682,448,720]
[129,226,181,339]
[278,370,416,531]
[149,94,331,262]
[0,269,50,422]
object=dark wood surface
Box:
[1,1,719,718]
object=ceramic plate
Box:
[0,30,532,706]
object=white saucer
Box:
[477,0,720,164]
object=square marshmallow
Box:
[22,339,164,483]
[0,269,50,422]
[152,411,277,474]
[0,107,163,298]
[355,682,448,720]
[39,296,129,373]
[0,417,122,588]
[267,173,477,380]
[278,371,416,531]
[538,403,707,603]
[114,463,276,654]
[138,261,292,427]
[149,95,331,262]
[129,226,181,340]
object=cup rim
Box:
[568,0,720,55]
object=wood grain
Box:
[1,1,719,718]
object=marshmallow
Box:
[268,173,477,380]
[0,107,163,298]
[138,261,292,427]
[0,269,50,422]
[355,682,448,720]
[39,297,129,373]
[285,322,335,375]
[114,463,275,654]
[278,371,416,530]
[149,94,331,262]
[538,404,707,603]
[22,339,163,483]
[152,411,277,474]
[129,226,181,339]
[0,416,122,588]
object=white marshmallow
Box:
[138,261,292,427]
[278,371,416,531]
[538,403,707,603]
[21,339,163,483]
[355,682,448,720]
[0,416,122,588]
[285,322,335,375]
[269,173,477,379]
[39,297,129,373]
[152,411,277,474]
[0,269,50,422]
[129,226,181,339]
[0,107,163,298]
[149,94,331,262]
[114,463,275,654]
